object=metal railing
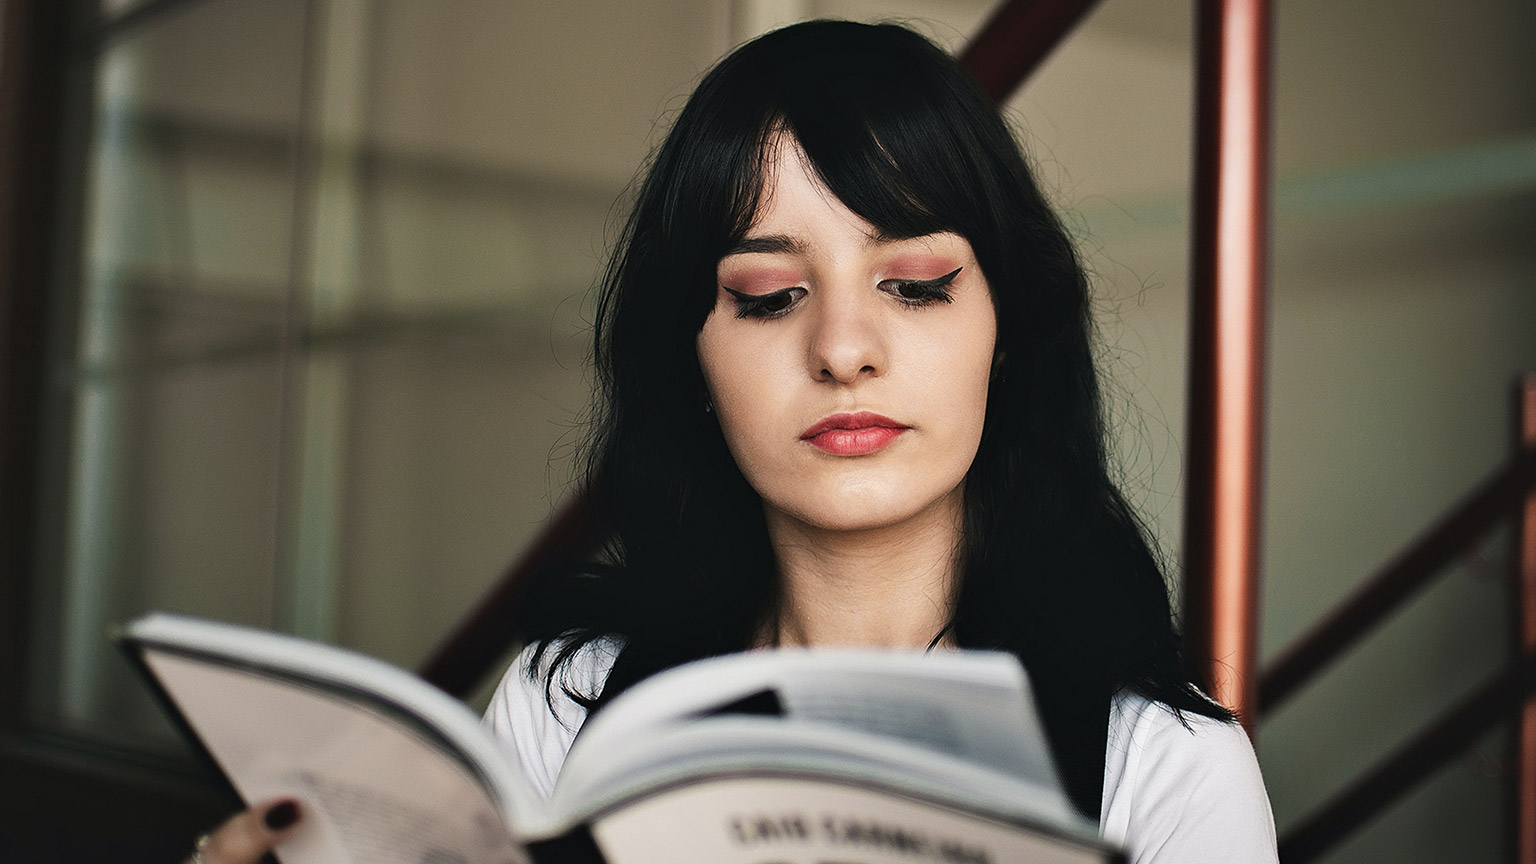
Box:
[1265,377,1536,863]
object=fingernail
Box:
[264,800,300,831]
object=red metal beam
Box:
[1182,0,1273,729]
[1515,373,1536,864]
[1278,651,1536,863]
[958,0,1103,102]
[1258,445,1536,715]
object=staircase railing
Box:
[1266,376,1536,863]
[1261,432,1536,715]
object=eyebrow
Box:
[723,229,924,257]
[723,235,808,256]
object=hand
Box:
[186,798,302,864]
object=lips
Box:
[800,411,910,456]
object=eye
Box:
[880,266,962,307]
[723,285,806,320]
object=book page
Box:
[565,651,1061,805]
[143,651,528,864]
[553,717,1077,834]
[591,776,1117,864]
[774,659,1056,784]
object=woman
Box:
[192,19,1275,864]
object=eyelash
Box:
[722,267,962,320]
[724,285,805,319]
[882,267,961,308]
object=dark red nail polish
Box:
[264,800,300,831]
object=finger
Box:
[195,799,302,864]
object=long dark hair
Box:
[516,19,1232,818]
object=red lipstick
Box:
[800,411,910,456]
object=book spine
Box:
[525,826,608,864]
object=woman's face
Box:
[697,137,997,536]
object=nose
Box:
[807,288,886,384]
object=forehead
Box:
[736,126,970,257]
[729,154,970,268]
[734,135,887,250]
[752,136,859,220]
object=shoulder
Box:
[1100,691,1277,864]
[481,636,622,799]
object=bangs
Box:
[655,20,1024,331]
[722,22,1004,249]
[732,115,952,246]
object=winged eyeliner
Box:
[723,266,963,319]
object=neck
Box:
[760,495,963,649]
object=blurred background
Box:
[1,0,1534,861]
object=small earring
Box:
[704,398,714,413]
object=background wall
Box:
[21,1,1536,861]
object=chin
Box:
[809,511,919,534]
[776,486,963,535]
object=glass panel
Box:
[286,0,725,669]
[33,0,308,750]
[32,0,736,750]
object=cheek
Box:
[699,324,747,411]
[707,387,795,502]
[935,314,997,461]
[947,355,995,456]
[697,324,782,465]
[923,313,995,404]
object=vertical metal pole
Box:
[1182,0,1273,731]
[1515,373,1536,864]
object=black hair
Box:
[516,19,1233,819]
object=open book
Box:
[120,612,1124,864]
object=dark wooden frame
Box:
[0,0,237,860]
[0,0,70,738]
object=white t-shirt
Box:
[483,641,1278,864]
